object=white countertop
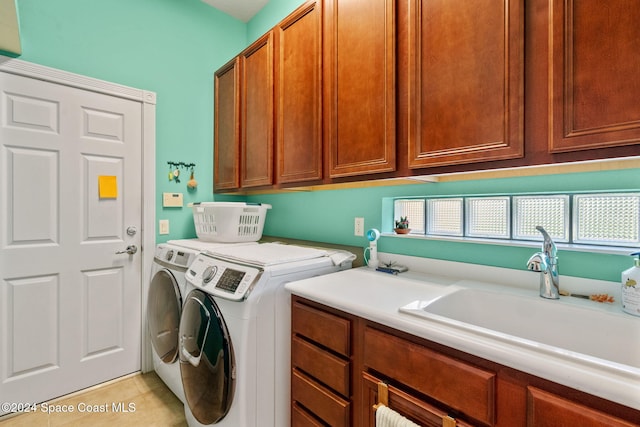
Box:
[285,254,640,411]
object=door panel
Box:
[0,70,142,410]
[7,147,58,244]
[83,268,124,357]
[6,275,59,376]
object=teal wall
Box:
[15,0,247,240]
[12,0,639,283]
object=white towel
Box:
[375,404,420,427]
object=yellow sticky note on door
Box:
[98,175,118,199]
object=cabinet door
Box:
[275,0,323,184]
[549,0,640,153]
[214,58,241,191]
[407,0,524,168]
[324,0,396,178]
[527,387,639,427]
[241,32,274,188]
[362,372,474,427]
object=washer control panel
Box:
[186,254,262,301]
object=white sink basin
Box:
[400,287,640,369]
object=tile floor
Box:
[0,372,186,427]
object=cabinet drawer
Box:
[292,336,350,396]
[363,327,495,425]
[292,300,351,356]
[292,369,350,427]
[292,402,325,427]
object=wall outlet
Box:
[159,219,170,235]
[354,217,365,237]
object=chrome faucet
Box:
[527,226,560,299]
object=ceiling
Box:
[201,0,269,22]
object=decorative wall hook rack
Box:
[167,161,196,184]
[167,161,196,169]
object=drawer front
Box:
[363,327,495,425]
[292,336,350,396]
[292,402,325,427]
[292,300,351,356]
[292,369,350,427]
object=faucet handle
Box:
[527,253,547,272]
[536,226,557,257]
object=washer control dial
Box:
[202,266,218,284]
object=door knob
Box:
[116,245,138,255]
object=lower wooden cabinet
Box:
[362,372,474,427]
[291,296,640,427]
[363,326,495,426]
[527,387,639,427]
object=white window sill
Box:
[382,232,638,256]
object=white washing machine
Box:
[147,239,255,404]
[179,243,355,427]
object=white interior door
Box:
[0,70,143,409]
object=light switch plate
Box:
[163,192,183,207]
[159,220,169,235]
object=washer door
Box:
[147,268,182,363]
[180,289,235,424]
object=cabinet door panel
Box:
[324,0,396,177]
[408,0,524,168]
[276,0,323,184]
[241,32,274,188]
[527,387,639,427]
[214,58,241,191]
[362,372,474,427]
[364,326,495,425]
[549,0,640,152]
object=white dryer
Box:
[147,240,254,404]
[179,243,355,427]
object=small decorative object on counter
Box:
[394,216,410,234]
[622,252,640,316]
[376,261,408,275]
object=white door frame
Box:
[0,56,156,373]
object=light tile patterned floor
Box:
[0,372,186,427]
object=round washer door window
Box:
[147,268,182,363]
[180,289,235,425]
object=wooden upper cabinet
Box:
[275,0,323,184]
[549,0,640,153]
[407,0,524,168]
[214,57,241,191]
[324,0,396,178]
[241,32,274,188]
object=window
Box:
[427,198,463,236]
[392,192,640,248]
[394,199,425,234]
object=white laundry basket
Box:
[191,202,272,242]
